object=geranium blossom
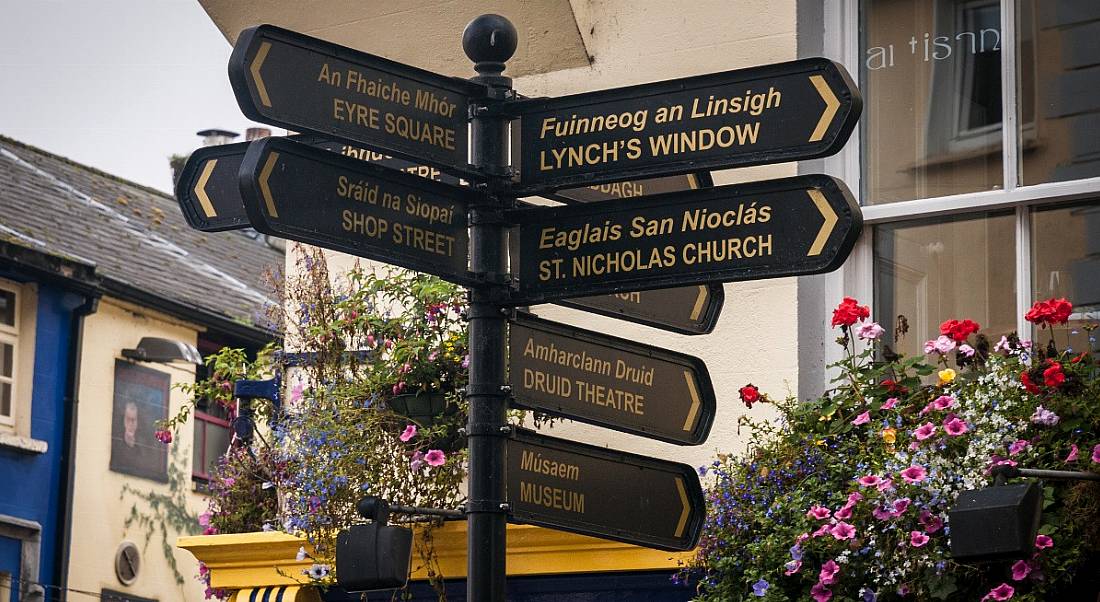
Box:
[900,465,927,483]
[857,322,886,340]
[831,297,870,328]
[941,318,980,342]
[909,531,930,547]
[959,343,976,357]
[982,583,1015,601]
[1025,298,1072,326]
[925,335,957,355]
[739,384,761,408]
[1030,405,1060,426]
[1043,361,1065,388]
[938,368,957,384]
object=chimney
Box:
[246,127,272,141]
[196,128,240,147]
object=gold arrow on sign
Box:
[808,75,839,143]
[807,188,837,257]
[682,370,701,432]
[258,152,280,218]
[251,41,273,108]
[689,285,709,321]
[194,159,218,218]
[674,476,690,538]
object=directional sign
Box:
[557,284,724,335]
[548,172,712,204]
[508,174,861,304]
[508,313,714,444]
[510,57,860,193]
[176,141,255,232]
[507,428,705,551]
[229,24,485,175]
[239,136,475,284]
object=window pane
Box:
[0,382,11,418]
[192,420,205,476]
[874,212,1016,359]
[1030,200,1100,350]
[203,423,231,476]
[0,290,13,327]
[861,0,1004,204]
[0,342,11,377]
[1018,1,1100,185]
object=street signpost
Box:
[238,136,475,285]
[509,174,861,304]
[508,313,715,445]
[510,57,860,193]
[229,24,486,175]
[506,428,705,551]
[175,16,864,601]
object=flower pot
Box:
[384,391,456,428]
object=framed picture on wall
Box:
[109,360,170,482]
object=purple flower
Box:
[858,475,882,487]
[811,582,833,602]
[1035,534,1053,549]
[1030,405,1060,426]
[784,559,802,575]
[752,578,769,597]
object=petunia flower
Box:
[982,583,1015,601]
[806,505,832,520]
[1035,534,1053,549]
[1065,444,1079,463]
[909,531,929,547]
[913,422,937,441]
[1011,559,1031,581]
[847,491,864,505]
[876,478,895,492]
[858,475,882,487]
[819,560,840,585]
[881,397,899,410]
[784,559,802,575]
[919,510,944,534]
[1008,439,1029,456]
[852,411,871,425]
[861,589,878,602]
[811,582,833,602]
[398,424,417,442]
[994,335,1011,352]
[943,415,969,436]
[811,523,832,538]
[424,449,446,466]
[872,507,894,521]
[900,465,927,484]
[752,578,769,597]
[831,522,856,540]
[1092,444,1100,464]
[306,563,331,580]
[834,504,853,520]
[892,498,911,515]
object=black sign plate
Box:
[548,172,712,204]
[557,284,724,335]
[509,174,861,304]
[175,141,255,232]
[511,57,860,193]
[508,313,714,445]
[238,137,474,284]
[229,25,484,175]
[507,429,705,551]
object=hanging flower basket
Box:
[384,391,457,428]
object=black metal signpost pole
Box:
[463,15,517,602]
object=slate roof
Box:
[0,135,281,340]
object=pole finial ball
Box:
[463,14,517,70]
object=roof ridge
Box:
[0,132,176,200]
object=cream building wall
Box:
[307,0,802,471]
[67,297,208,600]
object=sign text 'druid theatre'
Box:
[238,137,474,284]
[511,57,860,192]
[508,313,715,445]
[506,429,704,551]
[509,174,861,304]
[229,25,485,175]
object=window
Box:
[0,283,19,428]
[192,397,233,481]
[829,0,1100,349]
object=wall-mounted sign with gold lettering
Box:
[509,57,860,194]
[238,137,475,285]
[508,313,715,445]
[506,428,705,551]
[229,25,486,176]
[508,174,861,304]
[175,141,254,232]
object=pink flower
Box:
[154,429,173,444]
[409,451,424,470]
[811,582,833,602]
[198,512,211,527]
[806,505,832,520]
[1011,559,1031,581]
[876,478,894,492]
[1008,439,1029,456]
[366,334,376,347]
[223,477,236,487]
[1035,534,1053,550]
[931,394,955,411]
[943,415,969,436]
[857,322,886,340]
[982,583,1015,601]
[881,397,899,410]
[424,449,446,467]
[919,510,944,533]
[796,532,810,544]
[872,507,894,521]
[858,475,882,487]
[900,465,927,484]
[913,422,937,441]
[784,559,802,575]
[833,504,853,520]
[847,491,863,505]
[392,381,407,395]
[1065,444,1079,463]
[892,498,911,515]
[959,343,976,357]
[925,335,957,355]
[819,560,840,585]
[289,381,305,403]
[852,411,870,425]
[398,424,417,442]
[811,523,832,538]
[203,526,218,535]
[830,522,856,540]
[909,531,929,547]
[1092,444,1100,464]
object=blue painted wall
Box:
[0,279,82,598]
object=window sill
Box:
[0,431,48,454]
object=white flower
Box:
[295,546,307,562]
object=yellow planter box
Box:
[178,523,693,590]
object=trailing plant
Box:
[684,297,1100,602]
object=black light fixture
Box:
[949,465,1100,563]
[336,497,415,592]
[121,337,203,364]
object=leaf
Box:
[928,575,958,600]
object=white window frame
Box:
[820,0,1100,352]
[0,280,20,428]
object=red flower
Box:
[940,319,980,343]
[739,384,761,408]
[881,379,909,395]
[1043,361,1065,388]
[154,428,173,444]
[1025,298,1073,326]
[1071,352,1089,365]
[831,297,870,328]
[1020,371,1041,394]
